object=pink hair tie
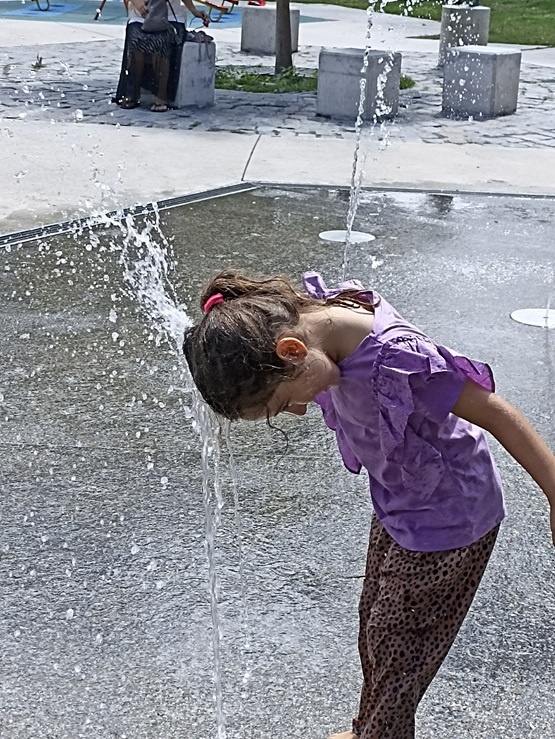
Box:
[203,293,225,313]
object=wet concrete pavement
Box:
[1,187,554,738]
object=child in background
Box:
[183,269,555,739]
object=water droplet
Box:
[66,608,74,620]
[74,109,83,122]
[131,543,140,555]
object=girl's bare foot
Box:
[328,732,357,739]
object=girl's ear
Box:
[276,336,308,364]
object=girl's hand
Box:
[195,9,209,24]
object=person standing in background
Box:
[115,0,208,112]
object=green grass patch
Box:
[296,0,555,46]
[379,1,555,46]
[296,0,372,9]
[215,67,318,93]
[216,67,416,93]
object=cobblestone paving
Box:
[1,38,554,146]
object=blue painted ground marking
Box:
[0,0,329,26]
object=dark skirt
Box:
[114,21,186,105]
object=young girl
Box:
[183,269,555,739]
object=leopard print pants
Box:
[352,516,499,739]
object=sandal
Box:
[118,98,139,109]
[150,102,169,113]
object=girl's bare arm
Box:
[180,0,208,19]
[452,379,555,545]
[128,0,147,16]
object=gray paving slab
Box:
[1,37,555,149]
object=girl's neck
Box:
[299,305,375,363]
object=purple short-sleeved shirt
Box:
[304,272,505,552]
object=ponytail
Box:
[183,270,321,419]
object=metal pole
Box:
[94,0,108,21]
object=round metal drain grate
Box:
[510,308,555,329]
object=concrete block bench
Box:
[317,48,402,121]
[241,6,300,55]
[442,46,521,119]
[438,4,490,67]
[173,41,216,108]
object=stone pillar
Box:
[438,4,490,67]
[241,6,300,55]
[173,41,216,108]
[317,48,402,121]
[442,46,522,118]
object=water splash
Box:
[197,398,227,739]
[72,205,231,738]
[343,54,396,279]
[222,421,252,697]
[342,0,425,278]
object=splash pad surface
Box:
[1,187,554,738]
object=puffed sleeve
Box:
[371,335,494,458]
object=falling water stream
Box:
[71,205,232,738]
[197,398,226,739]
[348,1,555,333]
[341,0,414,278]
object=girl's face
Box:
[261,339,341,418]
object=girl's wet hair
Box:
[182,269,374,420]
